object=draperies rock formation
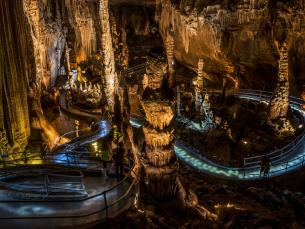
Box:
[156,0,305,94]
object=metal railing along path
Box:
[174,90,305,180]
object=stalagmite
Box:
[141,56,178,200]
[269,42,290,120]
[165,28,175,88]
[98,0,118,110]
[195,59,204,111]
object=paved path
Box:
[174,91,305,180]
[0,91,138,228]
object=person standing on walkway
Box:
[260,156,270,178]
[100,139,112,177]
[113,142,125,181]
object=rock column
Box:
[141,58,178,200]
[98,0,117,110]
[269,42,289,120]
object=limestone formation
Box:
[98,0,118,109]
[269,42,290,120]
[141,56,177,200]
[0,0,31,152]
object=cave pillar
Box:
[165,29,175,88]
[141,58,178,200]
[98,0,118,111]
[269,42,289,120]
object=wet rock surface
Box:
[104,164,305,228]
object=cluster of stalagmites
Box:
[71,82,102,107]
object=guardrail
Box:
[0,157,139,223]
[175,90,305,180]
[234,90,305,167]
[0,168,86,197]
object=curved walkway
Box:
[174,90,305,180]
[129,90,305,180]
[0,92,139,228]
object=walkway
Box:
[174,90,305,180]
[0,92,139,228]
[129,90,305,180]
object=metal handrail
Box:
[176,89,305,179]
[234,90,305,166]
[0,169,86,196]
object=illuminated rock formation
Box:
[156,0,305,92]
[141,55,177,200]
[98,0,118,109]
[67,0,97,63]
[120,17,129,68]
[194,59,204,111]
[269,42,289,120]
[0,0,31,152]
[165,28,175,88]
[23,0,66,88]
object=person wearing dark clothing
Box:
[113,142,125,180]
[260,156,270,178]
[100,140,111,177]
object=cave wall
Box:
[157,0,305,94]
[0,0,32,152]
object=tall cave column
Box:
[98,0,117,110]
[195,59,204,111]
[0,0,31,152]
[269,41,289,120]
[165,29,175,88]
[141,58,178,200]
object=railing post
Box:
[104,192,109,218]
[285,162,288,171]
